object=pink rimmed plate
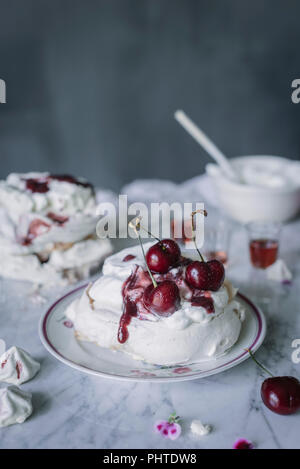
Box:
[39,285,266,383]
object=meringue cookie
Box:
[190,419,212,437]
[266,259,292,283]
[0,346,40,385]
[0,386,33,427]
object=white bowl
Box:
[206,155,300,223]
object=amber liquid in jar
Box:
[249,239,278,269]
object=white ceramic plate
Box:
[39,285,266,383]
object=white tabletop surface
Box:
[0,179,300,449]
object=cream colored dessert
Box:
[66,242,245,366]
[0,386,33,427]
[0,346,40,385]
[0,172,112,285]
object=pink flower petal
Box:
[167,422,182,440]
[233,438,254,449]
[154,420,168,434]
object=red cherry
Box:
[207,259,225,291]
[146,243,171,273]
[185,259,224,291]
[261,376,300,415]
[160,239,181,263]
[143,280,180,317]
[185,261,211,290]
[146,239,181,274]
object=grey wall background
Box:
[0,0,300,191]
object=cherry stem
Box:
[191,210,207,263]
[138,224,160,242]
[129,217,157,289]
[246,348,274,377]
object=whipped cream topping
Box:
[66,243,245,365]
[0,172,112,284]
[235,157,300,189]
[88,243,239,330]
[0,386,33,427]
[208,156,300,189]
[0,346,40,385]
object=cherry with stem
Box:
[133,218,181,274]
[185,210,225,291]
[190,209,207,262]
[129,217,157,288]
[129,217,180,317]
[246,348,273,377]
[246,348,300,415]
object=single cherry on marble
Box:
[146,239,181,274]
[261,376,300,415]
[248,349,300,415]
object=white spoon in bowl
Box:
[174,110,240,182]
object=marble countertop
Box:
[0,220,300,449]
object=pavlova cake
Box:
[66,236,245,365]
[0,172,112,285]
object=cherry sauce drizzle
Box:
[117,258,215,344]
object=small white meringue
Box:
[190,419,212,437]
[0,346,40,385]
[266,259,292,283]
[0,386,33,427]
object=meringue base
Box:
[0,238,112,286]
[66,291,243,366]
